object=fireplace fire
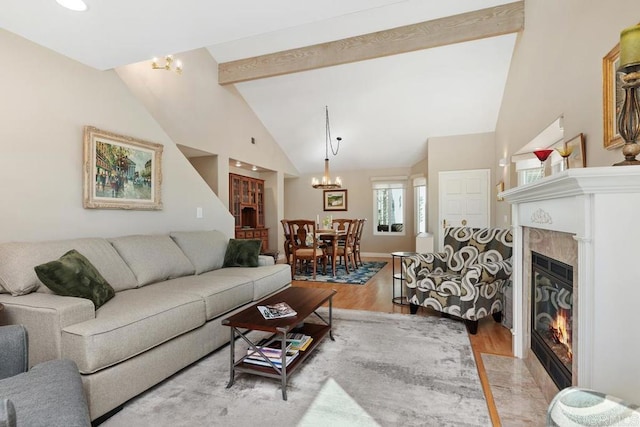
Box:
[531,252,573,389]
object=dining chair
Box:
[331,218,351,233]
[287,220,327,279]
[280,219,292,265]
[335,219,357,273]
[354,218,366,267]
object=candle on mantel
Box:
[620,23,640,71]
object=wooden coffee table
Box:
[222,287,336,400]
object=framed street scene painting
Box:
[323,189,348,211]
[83,126,163,210]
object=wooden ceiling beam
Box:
[218,1,524,85]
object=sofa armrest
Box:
[0,326,28,380]
[0,294,94,367]
[0,359,90,427]
[258,255,274,266]
[461,259,513,289]
[0,399,16,427]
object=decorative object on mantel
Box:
[555,133,586,170]
[533,149,554,177]
[613,23,640,165]
[83,126,163,210]
[311,106,343,189]
[151,55,183,74]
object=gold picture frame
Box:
[83,126,163,210]
[565,133,586,168]
[603,43,624,149]
[323,189,348,211]
[496,181,504,202]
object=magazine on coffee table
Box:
[257,302,297,319]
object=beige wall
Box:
[0,30,234,243]
[115,48,299,242]
[189,155,219,196]
[427,132,498,246]
[495,1,640,223]
[284,168,415,255]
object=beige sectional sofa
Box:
[0,230,291,421]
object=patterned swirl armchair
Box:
[402,227,513,334]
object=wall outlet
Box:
[196,207,203,219]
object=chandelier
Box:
[151,55,183,75]
[311,106,343,189]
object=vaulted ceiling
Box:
[0,0,522,175]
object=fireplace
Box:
[531,251,573,390]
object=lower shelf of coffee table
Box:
[234,322,330,378]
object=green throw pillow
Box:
[223,239,261,268]
[34,249,115,309]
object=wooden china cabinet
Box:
[229,173,268,250]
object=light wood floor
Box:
[290,256,512,426]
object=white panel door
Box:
[438,169,490,249]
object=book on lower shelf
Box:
[244,333,313,368]
[287,333,313,351]
[244,349,299,368]
[245,338,299,367]
[257,302,297,319]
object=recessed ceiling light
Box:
[252,165,258,171]
[235,161,242,167]
[56,0,88,12]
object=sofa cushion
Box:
[61,288,205,373]
[169,230,228,274]
[223,239,261,268]
[150,274,254,320]
[208,264,291,300]
[34,250,115,309]
[0,238,138,296]
[109,235,195,287]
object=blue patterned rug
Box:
[293,261,387,285]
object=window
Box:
[516,158,544,186]
[372,179,406,235]
[414,177,427,234]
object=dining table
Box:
[316,229,347,277]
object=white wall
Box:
[0,30,233,242]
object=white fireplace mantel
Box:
[501,166,640,402]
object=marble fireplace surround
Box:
[501,167,640,404]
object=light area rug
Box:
[293,261,387,285]
[481,354,548,426]
[102,309,489,427]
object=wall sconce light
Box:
[498,158,508,167]
[151,55,182,74]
